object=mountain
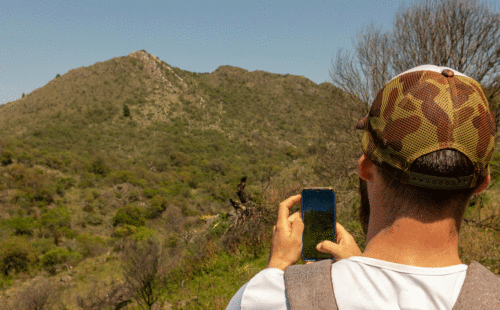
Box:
[0,50,352,308]
[0,50,345,208]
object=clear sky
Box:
[0,0,409,104]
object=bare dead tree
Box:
[121,237,167,310]
[7,278,59,310]
[313,87,366,187]
[331,0,500,127]
[76,281,131,310]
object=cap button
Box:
[442,69,454,78]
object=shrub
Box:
[284,146,300,159]
[112,205,146,227]
[170,151,191,167]
[89,157,109,176]
[83,213,104,226]
[123,104,131,117]
[40,206,72,244]
[76,234,106,257]
[143,188,158,199]
[0,236,37,276]
[9,277,59,310]
[165,233,178,248]
[132,227,157,241]
[31,239,54,255]
[181,205,199,217]
[40,247,82,275]
[0,150,13,166]
[206,158,227,174]
[128,190,140,202]
[113,224,138,238]
[106,170,135,185]
[146,196,168,219]
[5,217,36,235]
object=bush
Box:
[89,157,109,176]
[31,239,54,256]
[146,196,168,219]
[132,227,157,241]
[9,277,59,310]
[5,217,36,235]
[40,247,82,275]
[143,188,158,199]
[123,104,131,117]
[41,206,72,244]
[83,213,104,226]
[284,146,300,159]
[113,224,138,238]
[0,150,13,166]
[76,234,106,257]
[170,151,191,167]
[106,170,135,185]
[112,205,146,227]
[0,236,37,276]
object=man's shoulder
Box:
[453,260,500,309]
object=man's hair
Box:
[377,149,485,230]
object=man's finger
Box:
[288,211,301,223]
[336,222,353,241]
[291,217,304,240]
[277,195,301,229]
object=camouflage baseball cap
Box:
[355,65,496,189]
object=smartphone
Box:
[301,187,336,261]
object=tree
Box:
[40,206,72,245]
[123,104,131,117]
[121,237,167,310]
[76,280,131,310]
[330,0,500,126]
[313,89,365,186]
[6,216,36,236]
[0,236,37,276]
[113,205,146,227]
[319,0,500,186]
[6,278,59,310]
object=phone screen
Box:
[301,188,336,261]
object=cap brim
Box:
[355,115,368,130]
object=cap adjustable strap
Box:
[407,171,473,190]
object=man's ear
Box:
[473,174,490,195]
[357,154,374,181]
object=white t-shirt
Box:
[226,256,467,310]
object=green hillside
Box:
[0,50,499,309]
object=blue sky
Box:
[0,0,409,104]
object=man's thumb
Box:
[316,240,338,255]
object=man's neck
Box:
[361,216,463,267]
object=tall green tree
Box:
[41,206,72,245]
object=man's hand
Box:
[266,195,304,271]
[316,222,362,261]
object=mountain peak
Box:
[127,50,159,61]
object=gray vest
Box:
[284,259,500,310]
